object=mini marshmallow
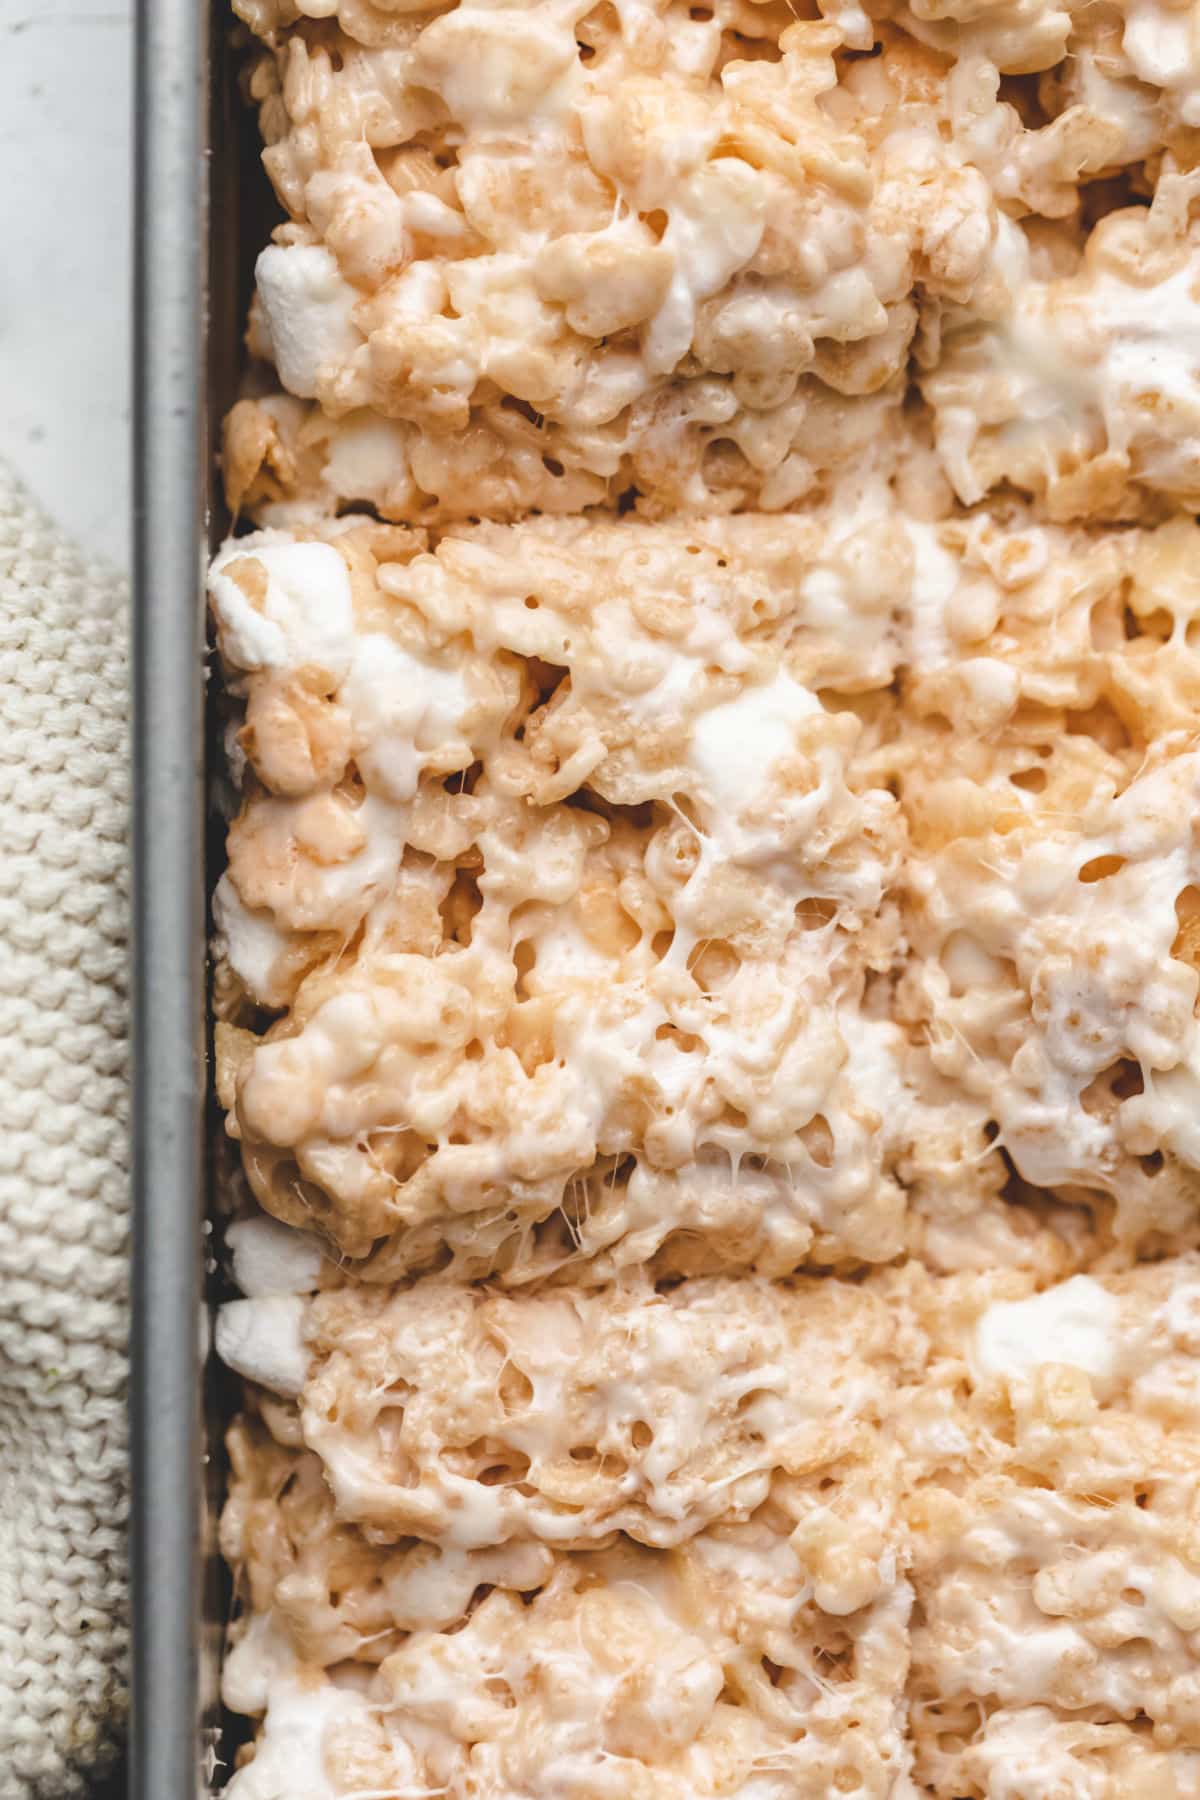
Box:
[216,1295,311,1399]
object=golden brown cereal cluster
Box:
[212,0,1200,1791]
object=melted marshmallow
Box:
[689,672,820,827]
[974,1276,1121,1387]
[927,215,1200,515]
[208,536,354,675]
[339,635,472,802]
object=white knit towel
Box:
[0,466,129,1797]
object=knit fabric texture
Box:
[0,466,129,1798]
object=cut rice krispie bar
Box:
[221,1530,914,1798]
[220,4,1027,522]
[223,0,1200,527]
[215,1271,925,1552]
[223,377,903,528]
[902,743,1200,1255]
[894,505,1200,1259]
[209,496,1104,1282]
[906,1255,1200,1796]
[217,1267,922,1797]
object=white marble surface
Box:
[0,0,132,571]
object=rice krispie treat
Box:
[208,499,1099,1282]
[223,375,903,528]
[215,1271,924,1552]
[224,0,1200,528]
[904,832,1200,1234]
[234,0,1200,121]
[216,488,1200,1280]
[217,1268,922,1798]
[894,506,1200,1260]
[221,1528,914,1799]
[220,3,1030,523]
[905,1257,1200,1796]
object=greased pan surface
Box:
[132,2,220,1792]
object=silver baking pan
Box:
[132,3,265,1793]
